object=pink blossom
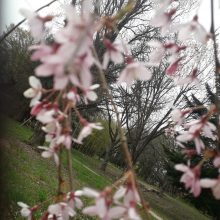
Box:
[82,84,100,104]
[200,177,220,199]
[56,134,72,149]
[113,185,141,220]
[82,187,125,220]
[175,164,201,197]
[23,76,42,107]
[17,202,32,220]
[102,38,124,69]
[29,44,54,61]
[42,121,62,143]
[54,3,94,46]
[73,121,103,144]
[20,9,52,41]
[118,59,152,86]
[66,191,83,210]
[150,7,177,35]
[177,117,216,154]
[177,130,204,154]
[166,57,182,76]
[52,50,95,90]
[66,88,80,104]
[177,16,210,44]
[36,109,56,124]
[147,41,186,68]
[48,202,75,220]
[171,108,191,124]
[38,142,59,166]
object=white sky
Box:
[1,0,220,34]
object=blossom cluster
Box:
[147,0,220,200]
[18,183,141,220]
[19,1,153,219]
[17,0,220,219]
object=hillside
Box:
[0,118,211,220]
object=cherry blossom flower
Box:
[177,16,210,44]
[73,120,103,144]
[42,121,62,143]
[147,41,186,67]
[177,129,205,154]
[23,76,42,107]
[150,6,177,35]
[82,84,100,104]
[113,185,141,220]
[102,38,124,69]
[165,57,182,76]
[56,134,72,149]
[51,49,95,90]
[48,202,75,220]
[118,58,152,86]
[54,3,94,46]
[36,108,56,124]
[185,117,217,140]
[66,88,80,104]
[177,116,216,154]
[20,9,52,41]
[171,108,191,125]
[175,164,201,197]
[38,142,59,165]
[66,191,83,210]
[17,202,32,220]
[82,187,126,220]
[200,177,220,199]
[29,44,55,61]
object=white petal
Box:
[111,51,124,64]
[21,208,31,217]
[17,202,29,208]
[82,187,99,197]
[24,88,36,98]
[42,151,52,158]
[176,133,193,142]
[108,206,125,218]
[96,198,107,218]
[83,206,97,216]
[19,8,35,19]
[87,91,98,101]
[75,198,83,209]
[113,187,126,201]
[89,84,100,90]
[54,153,59,166]
[54,76,68,90]
[200,179,217,188]
[29,76,42,89]
[175,164,189,172]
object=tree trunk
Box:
[30,126,45,146]
[100,144,112,172]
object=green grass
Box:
[1,118,211,220]
[4,117,33,142]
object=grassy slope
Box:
[1,118,211,220]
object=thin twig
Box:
[92,46,151,217]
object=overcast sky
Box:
[1,0,220,34]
